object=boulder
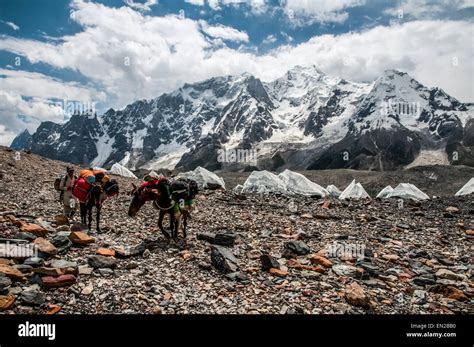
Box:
[69,231,95,245]
[282,240,310,258]
[41,274,76,288]
[33,237,58,256]
[345,282,370,308]
[260,254,280,271]
[210,245,238,273]
[87,255,117,269]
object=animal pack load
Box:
[79,169,96,185]
[170,178,199,212]
[72,178,91,203]
[73,169,111,203]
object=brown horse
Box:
[128,183,176,239]
[80,179,119,233]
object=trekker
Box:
[59,167,77,218]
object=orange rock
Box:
[283,227,292,235]
[0,295,16,310]
[345,282,370,308]
[54,215,69,226]
[322,200,331,209]
[315,249,327,257]
[382,254,400,262]
[310,254,333,268]
[96,248,116,257]
[300,265,326,273]
[164,292,172,301]
[0,264,26,281]
[445,286,467,301]
[243,267,259,273]
[69,231,94,245]
[286,259,303,269]
[381,299,392,305]
[0,258,11,265]
[33,237,58,256]
[269,268,288,277]
[46,304,61,315]
[465,230,474,236]
[399,273,412,282]
[19,221,47,237]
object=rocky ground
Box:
[0,147,473,314]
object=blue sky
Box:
[0,0,473,144]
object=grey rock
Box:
[0,274,12,292]
[332,264,359,278]
[24,257,44,267]
[282,240,310,258]
[260,254,280,271]
[412,290,427,305]
[413,274,437,286]
[197,232,236,246]
[98,268,114,276]
[225,271,250,283]
[87,255,117,269]
[210,245,238,273]
[20,289,45,306]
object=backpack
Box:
[54,176,64,191]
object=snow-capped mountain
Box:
[28,66,474,172]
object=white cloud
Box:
[384,0,474,18]
[283,0,366,25]
[0,69,104,102]
[200,21,249,42]
[262,34,277,44]
[124,0,158,12]
[0,1,472,142]
[1,20,20,31]
[0,68,105,145]
[185,0,205,5]
[204,0,266,13]
[0,125,17,147]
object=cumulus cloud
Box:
[124,0,158,12]
[0,69,104,145]
[193,0,266,13]
[200,21,249,42]
[384,0,474,18]
[185,0,205,5]
[283,0,366,25]
[0,0,472,143]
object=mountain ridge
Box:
[22,66,474,172]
